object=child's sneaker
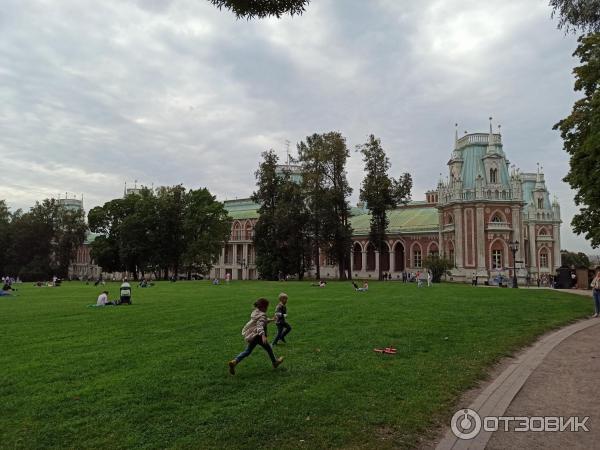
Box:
[273,357,284,369]
[228,359,237,375]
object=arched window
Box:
[232,222,242,240]
[540,250,549,268]
[537,198,544,209]
[491,214,503,223]
[366,243,376,271]
[412,243,423,268]
[352,243,362,271]
[490,168,498,183]
[539,228,547,236]
[492,250,503,269]
[394,242,405,271]
[245,221,253,240]
[446,214,454,224]
[490,240,505,270]
[380,243,390,272]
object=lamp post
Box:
[508,240,519,289]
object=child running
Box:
[228,298,284,375]
[272,292,292,345]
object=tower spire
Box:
[454,123,458,149]
[486,116,496,153]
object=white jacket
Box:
[241,308,268,342]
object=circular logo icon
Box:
[451,408,482,440]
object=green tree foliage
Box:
[154,186,187,279]
[89,186,229,279]
[560,250,592,268]
[208,0,309,19]
[358,135,412,281]
[554,33,600,247]
[423,255,454,283]
[252,150,311,280]
[182,188,231,275]
[550,0,600,32]
[2,199,86,280]
[298,132,353,280]
[0,200,12,276]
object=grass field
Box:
[0,281,591,449]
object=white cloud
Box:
[0,0,593,252]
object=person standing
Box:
[228,298,283,375]
[272,293,292,345]
[591,272,600,318]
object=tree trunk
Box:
[347,253,352,280]
[314,244,320,280]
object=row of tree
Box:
[88,186,230,280]
[0,199,87,280]
[252,131,416,281]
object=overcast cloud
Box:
[1,0,594,252]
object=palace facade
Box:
[211,127,561,284]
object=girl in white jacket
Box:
[228,298,284,375]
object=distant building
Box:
[58,196,83,212]
[212,126,561,284]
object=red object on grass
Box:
[374,346,397,354]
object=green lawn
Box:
[0,281,591,449]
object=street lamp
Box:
[508,240,519,289]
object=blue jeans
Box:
[235,335,276,364]
[593,289,600,315]
[272,322,292,345]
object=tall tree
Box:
[252,150,311,279]
[550,0,600,32]
[154,186,187,279]
[208,0,309,19]
[298,132,353,280]
[53,206,87,278]
[4,199,86,280]
[561,250,592,268]
[182,188,231,276]
[252,150,284,280]
[0,200,11,276]
[298,134,327,279]
[275,174,312,279]
[358,135,412,280]
[554,33,600,247]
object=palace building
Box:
[211,126,561,284]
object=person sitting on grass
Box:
[272,292,292,346]
[354,281,368,292]
[96,290,115,306]
[0,289,13,296]
[228,298,284,375]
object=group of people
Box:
[1,276,16,296]
[228,292,292,375]
[95,279,132,306]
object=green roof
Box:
[224,198,260,220]
[349,206,439,235]
[222,198,440,233]
[458,143,510,189]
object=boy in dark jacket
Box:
[272,292,292,345]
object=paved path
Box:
[435,315,600,450]
[487,319,600,450]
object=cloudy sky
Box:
[1,0,594,252]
